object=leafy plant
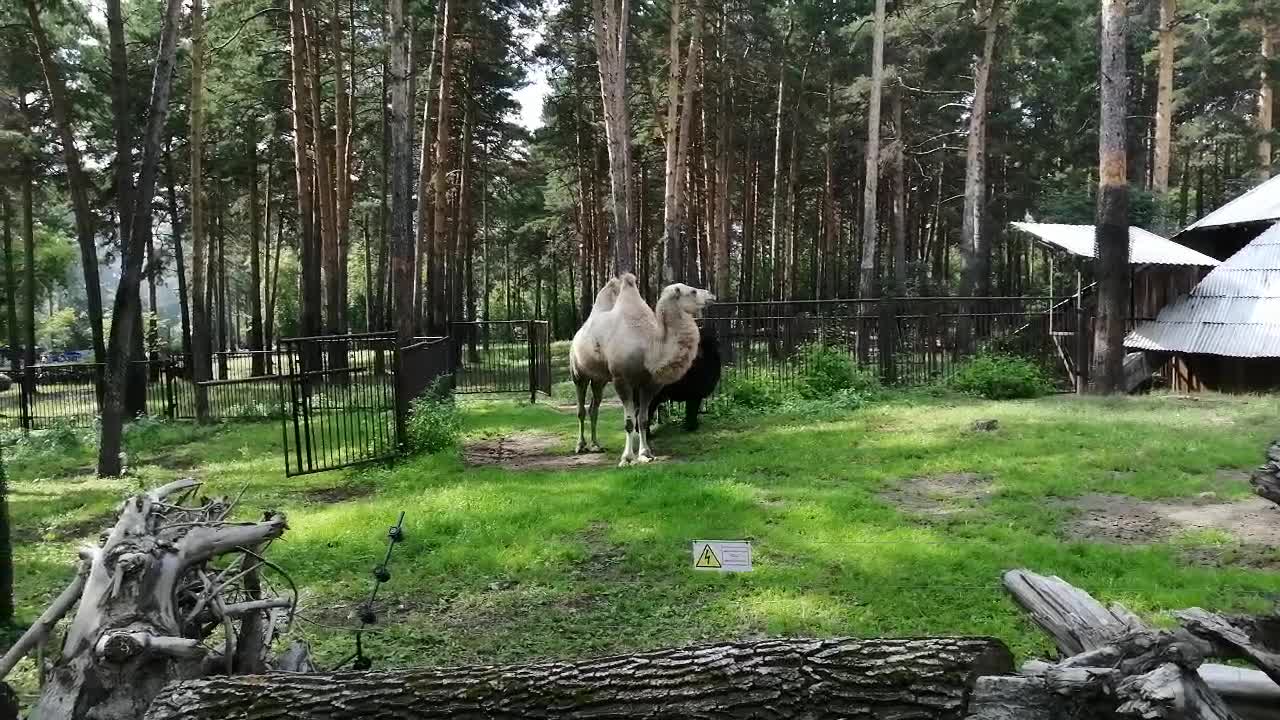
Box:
[797,344,880,400]
[716,374,789,412]
[948,354,1053,400]
[407,376,460,454]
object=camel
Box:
[569,277,621,453]
[594,274,717,466]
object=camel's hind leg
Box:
[587,380,606,452]
[614,377,637,466]
[574,377,590,454]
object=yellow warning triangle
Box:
[695,544,722,568]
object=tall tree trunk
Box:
[660,0,704,285]
[333,0,353,342]
[22,0,107,365]
[821,73,836,300]
[248,122,265,376]
[190,0,213,418]
[741,150,757,300]
[428,0,456,334]
[1152,0,1176,191]
[859,0,887,297]
[3,194,17,374]
[21,113,36,373]
[98,0,184,477]
[1091,0,1131,395]
[1259,25,1274,178]
[388,0,415,347]
[288,0,322,363]
[164,141,193,369]
[958,0,1001,300]
[413,12,441,333]
[768,20,794,299]
[713,33,732,300]
[891,90,907,296]
[592,0,636,274]
[782,115,800,300]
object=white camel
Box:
[569,277,621,453]
[572,273,714,467]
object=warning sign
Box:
[695,544,722,568]
[692,541,752,572]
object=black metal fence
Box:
[450,320,553,401]
[701,296,1070,397]
[0,357,287,430]
[279,333,401,477]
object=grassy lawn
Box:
[6,390,1280,702]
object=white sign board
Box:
[692,541,752,572]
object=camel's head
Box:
[659,283,716,316]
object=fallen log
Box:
[145,636,1015,720]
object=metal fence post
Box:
[1075,307,1090,394]
[18,368,32,432]
[527,320,537,404]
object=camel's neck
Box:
[647,301,699,385]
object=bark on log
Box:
[146,636,1014,720]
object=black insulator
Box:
[358,604,377,625]
[387,525,404,543]
[373,565,391,582]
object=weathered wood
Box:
[146,636,1014,720]
[988,571,1280,720]
[1249,440,1280,507]
[0,560,88,678]
[1003,569,1142,656]
[29,482,290,720]
[1115,663,1241,720]
[1176,609,1280,687]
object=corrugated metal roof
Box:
[1010,222,1220,266]
[1184,174,1280,231]
[1125,222,1280,358]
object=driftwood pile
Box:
[967,570,1280,720]
[0,480,301,720]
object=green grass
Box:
[5,391,1280,703]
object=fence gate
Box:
[450,320,552,401]
[280,333,401,476]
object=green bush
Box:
[797,344,880,400]
[407,376,460,454]
[948,354,1053,400]
[717,374,789,412]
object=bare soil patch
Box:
[302,484,375,503]
[879,473,993,516]
[1060,493,1280,548]
[463,431,613,471]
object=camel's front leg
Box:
[635,385,656,462]
[574,378,590,454]
[615,378,637,466]
[587,380,606,452]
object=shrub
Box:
[797,344,880,400]
[948,354,1052,400]
[717,374,788,412]
[407,375,460,454]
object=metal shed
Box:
[1125,222,1280,391]
[1009,222,1219,390]
[1176,174,1280,261]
